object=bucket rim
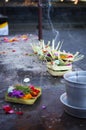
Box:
[63,71,86,85]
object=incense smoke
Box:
[43,0,59,44]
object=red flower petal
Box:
[16,111,23,115]
[3,105,12,111]
[12,50,16,52]
[3,105,14,114]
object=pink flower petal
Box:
[8,110,15,114]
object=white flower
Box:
[7,86,14,93]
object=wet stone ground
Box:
[0,34,86,130]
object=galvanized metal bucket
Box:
[63,71,86,108]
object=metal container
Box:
[63,71,86,108]
[60,93,86,118]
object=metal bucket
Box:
[63,71,86,108]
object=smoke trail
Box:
[44,0,59,44]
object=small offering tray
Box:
[47,62,72,76]
[5,85,42,105]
